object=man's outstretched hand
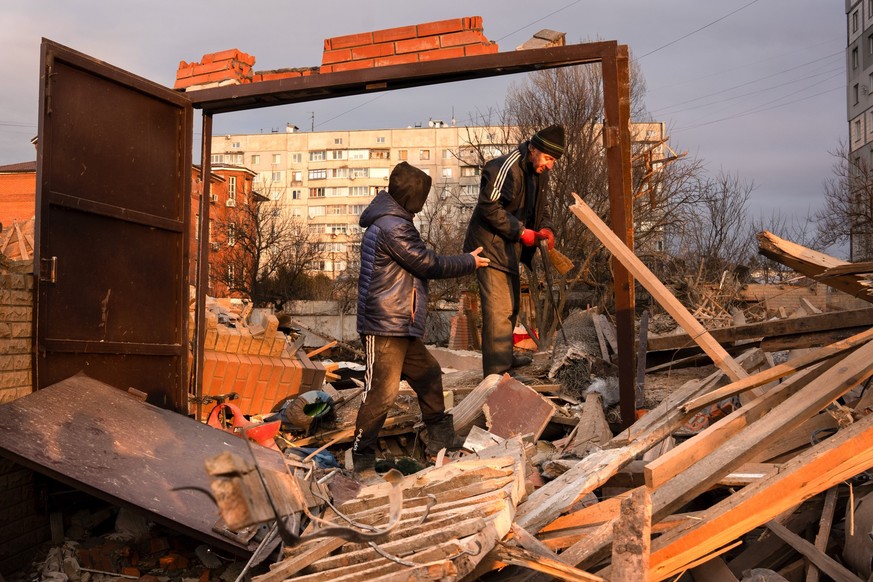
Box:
[469,246,491,269]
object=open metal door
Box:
[34,39,192,411]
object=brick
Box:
[417,17,480,38]
[0,354,30,371]
[248,337,264,355]
[418,46,466,62]
[254,69,306,82]
[395,36,441,55]
[0,386,33,404]
[211,351,230,380]
[225,328,241,353]
[214,326,230,352]
[270,335,286,358]
[325,31,374,50]
[0,370,31,389]
[221,354,240,392]
[374,53,420,68]
[204,328,218,350]
[238,331,252,354]
[373,25,418,44]
[465,42,499,57]
[439,30,488,48]
[0,339,30,355]
[350,42,396,61]
[322,59,374,73]
[322,48,353,65]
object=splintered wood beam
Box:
[648,412,873,581]
[569,194,747,382]
[611,487,651,581]
[765,520,863,582]
[682,325,873,413]
[757,231,873,302]
[805,486,840,582]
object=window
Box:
[349,149,368,160]
[371,150,389,159]
[855,83,860,105]
[310,187,326,198]
[442,149,453,159]
[329,187,349,197]
[309,169,327,180]
[376,136,386,143]
[292,153,302,163]
[334,137,343,144]
[231,142,240,149]
[271,171,282,182]
[853,47,859,70]
[228,223,236,246]
[349,186,369,196]
[419,149,431,160]
[351,167,369,179]
[251,154,260,165]
[331,167,349,179]
[228,176,237,200]
[398,149,408,161]
[328,204,347,215]
[350,204,367,214]
[441,168,453,178]
[292,207,303,217]
[292,170,303,182]
[272,154,281,164]
[309,206,326,217]
[310,150,326,161]
[227,264,236,286]
[855,119,862,141]
[461,165,480,177]
[309,224,326,234]
[327,224,347,234]
[853,10,860,33]
[291,189,302,200]
[331,150,347,160]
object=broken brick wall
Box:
[0,258,50,574]
[174,16,498,90]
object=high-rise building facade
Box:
[210,121,667,277]
[847,1,873,259]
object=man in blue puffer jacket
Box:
[353,161,489,480]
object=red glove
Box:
[520,228,537,247]
[537,228,555,250]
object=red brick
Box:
[201,352,218,388]
[209,48,244,62]
[373,25,418,44]
[254,69,305,82]
[439,30,488,48]
[418,47,466,62]
[322,48,352,65]
[221,354,240,392]
[212,351,230,379]
[326,31,374,50]
[375,53,420,67]
[350,42,396,61]
[395,36,441,55]
[464,42,499,57]
[417,17,479,38]
[328,59,375,73]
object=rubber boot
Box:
[424,414,464,457]
[352,452,380,485]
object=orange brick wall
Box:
[0,172,37,226]
[175,16,498,91]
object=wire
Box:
[495,0,583,43]
[638,0,763,60]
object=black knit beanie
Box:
[530,124,565,159]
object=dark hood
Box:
[388,161,431,214]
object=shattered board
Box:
[255,450,526,581]
[483,376,556,441]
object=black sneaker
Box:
[511,353,533,368]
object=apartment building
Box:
[210,121,667,277]
[847,0,873,259]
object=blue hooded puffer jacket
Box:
[357,162,476,338]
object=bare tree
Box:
[816,143,873,260]
[213,200,323,308]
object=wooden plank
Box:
[592,312,610,360]
[682,325,873,413]
[758,231,872,301]
[611,487,651,581]
[569,194,747,382]
[645,359,836,490]
[449,374,503,436]
[805,486,839,582]
[766,520,863,582]
[651,340,873,521]
[648,412,873,581]
[648,307,873,352]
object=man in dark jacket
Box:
[354,161,489,479]
[463,125,565,378]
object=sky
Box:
[0,1,847,246]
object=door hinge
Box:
[40,256,57,283]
